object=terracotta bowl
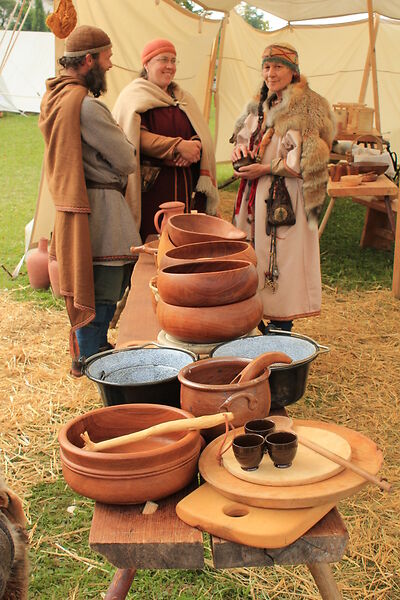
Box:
[159,240,257,270]
[58,403,202,505]
[156,294,263,343]
[179,356,271,440]
[157,260,258,307]
[167,213,247,247]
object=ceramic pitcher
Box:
[154,201,185,234]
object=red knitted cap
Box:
[141,39,176,64]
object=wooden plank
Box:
[211,508,348,568]
[89,482,204,570]
[116,252,160,349]
[327,175,397,198]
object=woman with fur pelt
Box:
[232,43,336,332]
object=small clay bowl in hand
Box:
[244,419,276,452]
[265,431,298,469]
[232,433,264,471]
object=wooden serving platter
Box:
[199,419,383,509]
[176,483,335,549]
[222,425,352,486]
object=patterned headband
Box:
[262,44,299,73]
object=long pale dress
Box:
[234,113,321,321]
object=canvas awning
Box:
[195,1,400,20]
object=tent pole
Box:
[358,14,379,104]
[367,0,381,133]
[203,26,219,122]
[213,14,228,155]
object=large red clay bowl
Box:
[167,213,247,247]
[58,404,201,505]
[156,294,263,343]
[159,240,257,270]
[157,260,258,307]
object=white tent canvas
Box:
[26,0,400,254]
[0,30,54,113]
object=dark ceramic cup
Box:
[232,433,264,471]
[265,431,298,468]
[244,419,276,452]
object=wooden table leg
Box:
[307,562,342,600]
[104,568,137,600]
[392,188,400,299]
[383,195,396,235]
[319,197,336,238]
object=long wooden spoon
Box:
[231,352,292,384]
[81,412,235,453]
[287,425,391,492]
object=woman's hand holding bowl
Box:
[231,144,251,163]
[234,162,270,180]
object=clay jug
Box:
[26,238,50,290]
[154,201,185,234]
[48,258,62,297]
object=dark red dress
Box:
[140,105,204,241]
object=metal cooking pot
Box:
[211,330,329,409]
[84,343,196,408]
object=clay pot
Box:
[178,356,272,440]
[48,258,62,297]
[26,238,50,290]
[156,294,263,343]
[157,260,258,307]
[154,201,185,233]
[159,240,257,270]
[157,229,176,268]
[58,403,202,504]
[167,213,247,247]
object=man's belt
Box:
[86,180,126,195]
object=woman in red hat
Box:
[113,38,219,242]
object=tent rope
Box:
[0,0,20,50]
[0,0,33,76]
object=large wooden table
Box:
[318,175,400,298]
[89,254,351,599]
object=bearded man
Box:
[39,26,140,376]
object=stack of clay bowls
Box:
[156,259,263,343]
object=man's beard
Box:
[84,62,107,98]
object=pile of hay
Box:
[0,285,399,598]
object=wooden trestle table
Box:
[89,252,349,599]
[319,175,400,298]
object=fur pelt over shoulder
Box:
[233,76,336,224]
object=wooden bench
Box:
[89,482,348,600]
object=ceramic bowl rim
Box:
[58,403,200,460]
[178,356,270,390]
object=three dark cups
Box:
[232,419,298,471]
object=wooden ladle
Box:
[281,423,391,492]
[231,351,292,384]
[81,412,235,453]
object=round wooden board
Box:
[222,425,352,486]
[199,419,384,509]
